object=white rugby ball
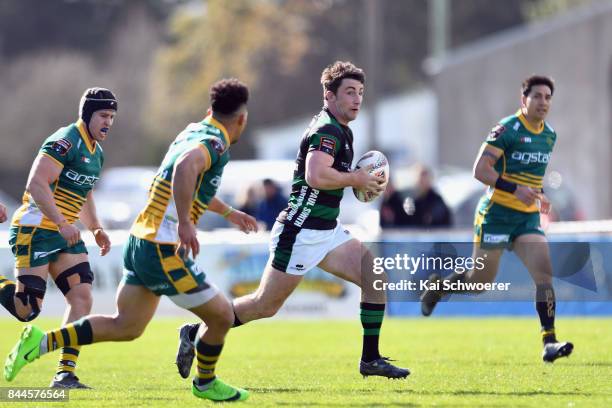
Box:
[352,150,390,202]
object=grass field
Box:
[0,317,610,407]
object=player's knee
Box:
[55,262,94,296]
[210,312,233,333]
[113,317,145,341]
[14,275,46,322]
[66,288,93,312]
[206,304,234,332]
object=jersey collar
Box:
[76,119,97,154]
[203,115,231,147]
[516,109,544,135]
[323,106,350,132]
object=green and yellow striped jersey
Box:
[12,119,104,230]
[130,115,230,244]
[484,110,557,212]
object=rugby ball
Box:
[352,150,389,202]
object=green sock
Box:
[360,302,385,362]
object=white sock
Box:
[39,334,48,354]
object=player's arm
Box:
[173,146,209,259]
[473,144,538,206]
[26,154,81,246]
[80,190,111,256]
[473,144,503,186]
[208,197,258,234]
[0,202,7,223]
[305,151,383,191]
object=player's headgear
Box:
[79,87,118,126]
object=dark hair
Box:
[321,61,365,95]
[522,75,554,97]
[210,78,249,115]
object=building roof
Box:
[426,1,612,74]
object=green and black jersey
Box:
[277,107,354,230]
[483,110,557,212]
[12,119,104,231]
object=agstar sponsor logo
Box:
[65,169,100,186]
[510,151,551,164]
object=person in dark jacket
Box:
[256,179,288,230]
[380,165,451,228]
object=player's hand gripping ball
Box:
[353,150,389,202]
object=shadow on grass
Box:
[250,386,602,398]
[274,403,419,407]
[248,388,308,393]
[405,389,597,397]
[477,360,612,368]
[564,362,612,367]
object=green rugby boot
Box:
[4,324,44,381]
[192,378,249,402]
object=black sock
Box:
[360,302,384,362]
[535,284,557,344]
[233,307,243,327]
[187,323,200,343]
[0,277,19,319]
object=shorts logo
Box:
[483,233,510,244]
[319,137,336,154]
[192,264,204,276]
[290,264,305,271]
[33,248,62,260]
[51,139,73,156]
[487,125,505,141]
[149,283,171,291]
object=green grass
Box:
[0,317,611,407]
